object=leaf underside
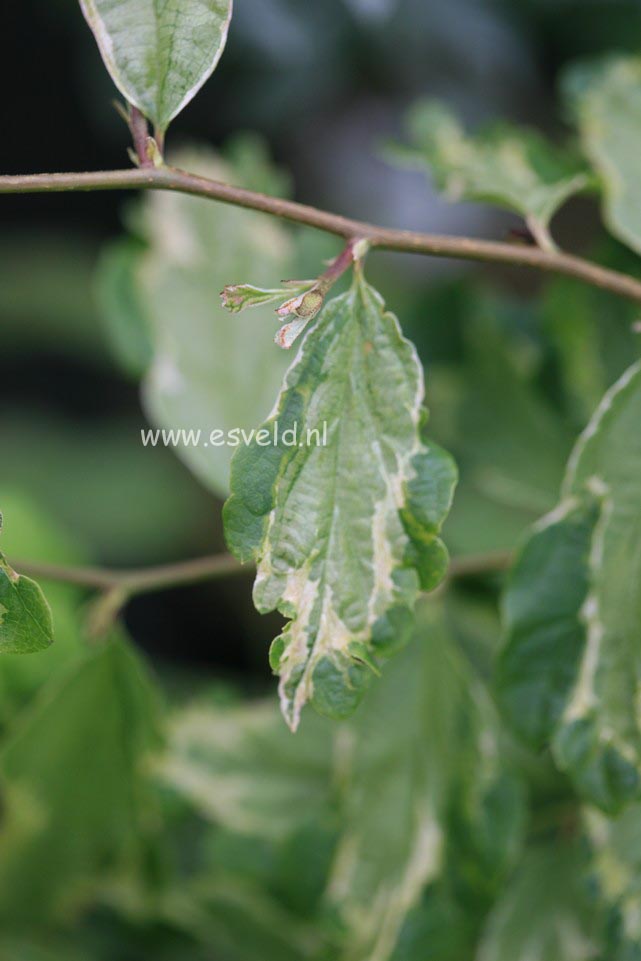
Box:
[224,271,457,729]
[79,0,233,131]
[500,361,641,813]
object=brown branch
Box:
[0,166,640,303]
[12,548,511,600]
[13,553,245,596]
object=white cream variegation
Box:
[79,0,233,131]
[157,605,518,961]
[224,271,456,729]
[500,361,641,813]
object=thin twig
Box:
[0,166,640,304]
[12,548,511,599]
[13,553,245,596]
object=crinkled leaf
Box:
[475,845,604,961]
[565,56,641,255]
[79,0,233,132]
[0,636,162,925]
[0,551,53,655]
[388,101,588,230]
[500,361,641,812]
[113,145,292,498]
[224,272,457,729]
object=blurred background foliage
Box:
[2,0,641,958]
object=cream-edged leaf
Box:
[79,0,233,131]
[105,145,293,499]
[224,272,457,729]
[388,101,589,233]
[565,56,641,255]
[500,361,641,813]
[157,603,521,961]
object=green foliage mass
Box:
[5,4,641,960]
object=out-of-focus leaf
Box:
[0,636,163,926]
[224,272,457,729]
[79,0,233,132]
[160,882,328,961]
[96,239,152,377]
[117,144,294,499]
[158,700,335,840]
[0,494,86,725]
[326,604,521,961]
[542,239,641,427]
[159,602,522,961]
[0,551,53,655]
[565,56,641,255]
[500,361,641,813]
[475,845,604,961]
[0,937,94,961]
[585,802,641,954]
[440,312,571,557]
[388,101,588,233]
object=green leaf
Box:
[388,101,588,233]
[224,271,457,729]
[500,361,641,812]
[79,0,233,132]
[499,496,600,748]
[475,845,604,961]
[113,145,293,499]
[565,56,641,255]
[0,493,87,725]
[0,551,53,655]
[0,635,162,925]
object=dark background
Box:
[2,0,641,686]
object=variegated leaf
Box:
[475,845,604,961]
[224,272,457,729]
[565,56,641,256]
[500,361,641,812]
[157,603,521,961]
[103,144,293,499]
[388,101,589,238]
[585,801,641,953]
[79,0,233,132]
